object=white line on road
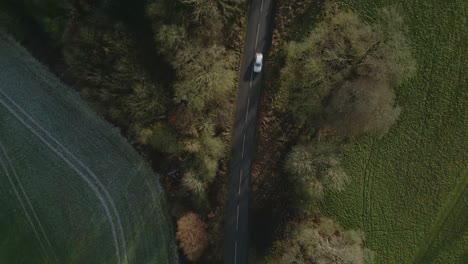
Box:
[239,169,242,195]
[236,205,240,230]
[261,0,264,12]
[234,241,238,264]
[245,97,250,124]
[241,133,246,158]
[255,23,260,48]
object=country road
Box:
[224,0,274,263]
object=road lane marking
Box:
[255,23,260,48]
[234,241,238,264]
[261,0,264,12]
[241,133,246,158]
[236,205,240,230]
[245,97,250,124]
[239,169,242,195]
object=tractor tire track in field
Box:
[412,168,468,263]
[0,142,57,263]
[361,136,376,232]
[0,90,127,264]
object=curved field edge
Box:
[0,33,178,263]
[320,0,467,263]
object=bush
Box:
[176,212,208,261]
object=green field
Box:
[0,34,178,263]
[321,0,467,263]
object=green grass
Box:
[320,0,467,263]
[0,34,178,263]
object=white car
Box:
[253,53,263,73]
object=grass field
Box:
[320,0,467,263]
[0,34,178,263]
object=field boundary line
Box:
[0,92,125,264]
[0,142,56,263]
[412,168,468,263]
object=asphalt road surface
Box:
[224,0,274,263]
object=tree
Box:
[284,141,349,207]
[147,0,238,113]
[284,144,317,177]
[181,0,223,40]
[182,170,206,197]
[285,141,349,191]
[280,5,415,136]
[264,216,374,264]
[168,105,198,136]
[182,122,225,196]
[0,0,72,45]
[63,13,170,134]
[146,0,235,215]
[176,212,208,261]
[147,0,224,47]
[148,123,182,154]
[173,45,236,111]
[324,78,401,136]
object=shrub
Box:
[176,212,208,261]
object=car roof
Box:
[255,53,263,63]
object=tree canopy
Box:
[284,140,349,210]
[63,10,170,136]
[280,6,415,136]
[264,216,374,264]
